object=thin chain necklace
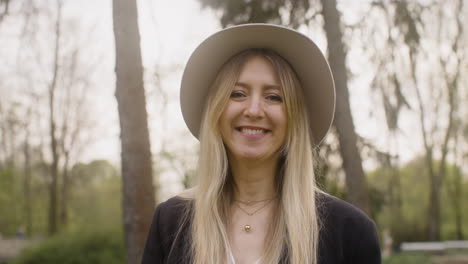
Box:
[234,197,276,233]
[234,196,276,206]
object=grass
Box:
[383,252,431,264]
[384,250,468,264]
[9,229,125,264]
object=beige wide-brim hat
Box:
[180,23,335,146]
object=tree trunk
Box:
[452,165,464,240]
[0,104,7,169]
[427,163,441,240]
[59,152,70,227]
[112,0,156,263]
[23,132,32,236]
[47,0,62,235]
[320,0,370,213]
[0,0,10,23]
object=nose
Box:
[244,96,264,119]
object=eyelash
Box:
[230,91,283,102]
[230,91,245,98]
[266,94,283,102]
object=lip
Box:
[237,125,269,130]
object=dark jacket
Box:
[142,194,381,264]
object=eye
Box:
[230,91,246,99]
[266,94,283,102]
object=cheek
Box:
[219,108,233,138]
[279,121,287,140]
[274,108,287,130]
[220,103,239,128]
[276,111,288,142]
[219,116,228,138]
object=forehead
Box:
[237,55,281,84]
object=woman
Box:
[142,24,381,264]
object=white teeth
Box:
[241,128,265,135]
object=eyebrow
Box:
[234,81,281,90]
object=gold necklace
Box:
[234,196,276,206]
[234,198,276,233]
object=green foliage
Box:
[0,168,22,236]
[441,164,467,240]
[317,173,346,200]
[368,157,468,244]
[197,0,311,28]
[182,169,196,189]
[368,185,386,222]
[383,251,468,264]
[383,252,430,264]
[0,160,122,237]
[66,160,122,232]
[11,229,125,264]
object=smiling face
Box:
[219,55,287,163]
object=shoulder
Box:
[157,196,191,215]
[317,193,381,263]
[317,193,378,237]
[318,193,374,227]
[142,196,193,264]
[154,196,192,230]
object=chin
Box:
[240,153,265,160]
[235,148,273,161]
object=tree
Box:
[0,0,102,235]
[0,0,10,23]
[112,0,156,263]
[320,0,369,212]
[362,0,466,240]
[1,0,115,238]
[46,0,62,235]
[44,0,96,234]
[22,100,34,236]
[369,156,468,243]
[69,160,123,230]
[444,159,465,240]
[197,0,370,212]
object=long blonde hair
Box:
[185,49,320,263]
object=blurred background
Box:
[0,0,467,263]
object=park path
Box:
[0,238,39,264]
[432,256,468,264]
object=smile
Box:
[241,128,265,134]
[236,126,270,137]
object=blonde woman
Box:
[142,24,381,264]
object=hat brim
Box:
[180,23,335,146]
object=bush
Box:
[10,229,125,264]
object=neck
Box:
[228,153,279,202]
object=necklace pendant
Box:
[244,224,251,232]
